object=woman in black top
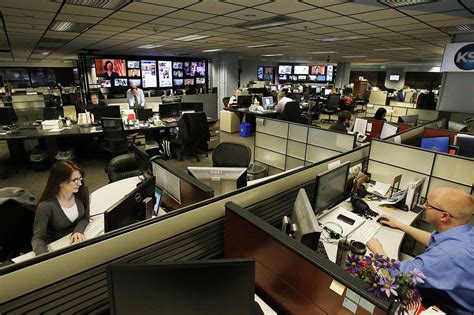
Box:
[373,107,387,121]
[31,161,90,255]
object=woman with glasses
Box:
[32,161,90,255]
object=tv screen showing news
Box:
[278,65,292,75]
[326,65,334,81]
[127,69,141,77]
[158,60,172,88]
[310,65,326,75]
[97,79,111,88]
[95,59,126,78]
[173,79,184,86]
[288,75,297,81]
[184,78,194,85]
[184,61,206,77]
[127,60,140,69]
[128,79,141,87]
[278,75,288,81]
[141,60,157,88]
[114,78,127,87]
[294,65,309,75]
[297,75,307,80]
[196,77,205,84]
[173,62,183,69]
[173,70,183,78]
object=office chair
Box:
[279,101,307,124]
[101,117,129,157]
[222,97,230,108]
[43,107,64,120]
[106,153,141,183]
[212,142,251,168]
[0,199,35,261]
[176,112,210,162]
[320,95,340,123]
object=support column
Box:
[335,62,351,89]
[213,53,239,116]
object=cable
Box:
[319,221,343,239]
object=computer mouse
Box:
[377,217,389,226]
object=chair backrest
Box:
[181,112,210,148]
[327,95,340,109]
[212,142,251,168]
[279,101,301,123]
[223,97,230,107]
[43,107,64,120]
[101,118,127,154]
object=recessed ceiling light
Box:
[261,54,283,57]
[377,0,438,7]
[373,47,414,51]
[233,15,301,30]
[247,44,277,48]
[439,24,474,34]
[202,49,222,52]
[342,55,367,58]
[137,44,162,49]
[65,0,131,10]
[173,35,209,42]
[49,21,93,32]
[309,51,337,54]
[41,52,50,55]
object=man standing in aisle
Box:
[127,85,145,108]
[367,188,474,314]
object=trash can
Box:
[55,147,75,161]
[30,148,50,171]
[247,163,266,181]
[239,123,252,137]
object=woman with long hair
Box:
[32,160,90,255]
[373,107,387,121]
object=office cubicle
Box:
[254,118,356,175]
[0,145,370,313]
[365,104,439,124]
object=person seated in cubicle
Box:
[373,107,387,121]
[367,188,474,314]
[127,85,145,108]
[227,89,241,109]
[88,92,107,107]
[274,91,293,113]
[329,110,353,133]
[31,161,90,255]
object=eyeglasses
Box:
[69,176,83,185]
[422,201,454,218]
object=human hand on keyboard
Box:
[376,214,399,229]
[70,232,85,244]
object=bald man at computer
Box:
[367,188,474,313]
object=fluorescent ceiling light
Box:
[377,0,438,7]
[41,52,50,55]
[321,35,367,42]
[343,55,367,58]
[233,15,301,30]
[247,44,277,48]
[261,54,283,57]
[373,47,414,51]
[309,51,337,54]
[137,44,162,49]
[173,35,209,42]
[202,49,222,52]
[65,0,131,10]
[49,21,93,32]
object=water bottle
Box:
[336,237,351,267]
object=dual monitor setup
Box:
[420,134,474,157]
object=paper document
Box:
[353,118,368,135]
[379,189,407,206]
[367,181,391,197]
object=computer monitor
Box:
[152,159,214,210]
[187,167,247,196]
[237,95,252,108]
[136,108,153,122]
[405,178,425,211]
[379,122,399,139]
[90,106,121,120]
[106,259,257,315]
[104,176,156,233]
[455,134,474,158]
[398,115,418,126]
[159,102,181,119]
[313,162,351,216]
[290,189,322,250]
[324,89,332,96]
[180,102,203,113]
[0,107,16,125]
[261,96,274,108]
[420,136,450,153]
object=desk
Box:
[229,108,279,133]
[12,177,142,263]
[321,199,421,262]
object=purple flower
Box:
[379,276,399,298]
[345,254,363,273]
[410,268,425,285]
[384,258,401,270]
[366,281,383,298]
[364,253,385,266]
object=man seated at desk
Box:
[88,92,107,107]
[368,188,474,314]
[329,110,353,133]
[275,91,293,113]
[127,85,146,108]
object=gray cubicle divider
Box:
[0,145,370,312]
[382,118,446,144]
[254,118,356,175]
[366,104,439,124]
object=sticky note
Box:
[329,280,345,296]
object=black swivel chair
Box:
[43,107,64,120]
[101,117,129,157]
[106,153,141,183]
[212,142,251,168]
[279,101,307,124]
[222,97,230,108]
[320,94,340,123]
[176,112,210,162]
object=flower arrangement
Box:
[345,253,425,314]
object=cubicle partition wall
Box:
[366,104,439,124]
[0,146,370,313]
[224,203,396,315]
[368,139,473,200]
[254,118,356,175]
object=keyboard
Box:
[48,216,104,251]
[348,219,381,244]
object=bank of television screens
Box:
[95,59,126,78]
[313,162,350,215]
[257,66,274,82]
[420,136,450,153]
[294,66,309,75]
[278,65,292,74]
[141,60,157,88]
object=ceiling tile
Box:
[164,9,215,21]
[224,0,273,7]
[289,8,340,21]
[371,17,419,27]
[202,16,245,26]
[149,17,192,27]
[399,1,464,15]
[224,8,276,20]
[255,1,316,14]
[108,11,156,23]
[55,13,102,24]
[317,16,359,26]
[325,2,385,14]
[140,0,199,8]
[60,4,113,17]
[186,1,244,14]
[122,2,176,16]
[353,9,406,22]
